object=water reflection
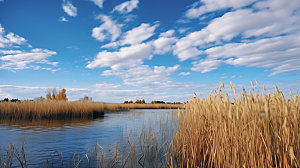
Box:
[0,109,178,167]
[0,118,100,132]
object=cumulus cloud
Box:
[0,25,58,71]
[100,23,159,48]
[113,0,139,14]
[121,23,158,45]
[153,30,177,54]
[175,0,300,75]
[92,15,122,42]
[102,64,180,89]
[62,1,77,17]
[86,43,153,70]
[0,25,26,48]
[185,0,256,19]
[0,48,58,70]
[198,35,300,75]
[90,0,104,8]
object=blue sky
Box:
[0,0,299,102]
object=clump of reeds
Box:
[0,101,183,120]
[167,81,300,167]
[0,101,106,120]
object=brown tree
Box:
[56,88,67,101]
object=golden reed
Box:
[0,101,183,120]
[167,81,300,167]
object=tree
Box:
[56,88,67,101]
[46,88,57,100]
[81,96,92,101]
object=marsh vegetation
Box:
[0,82,299,167]
[0,101,183,120]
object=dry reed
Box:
[0,101,106,120]
[0,101,183,120]
[167,81,300,167]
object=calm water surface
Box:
[0,109,178,167]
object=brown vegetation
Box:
[135,99,146,104]
[0,101,105,120]
[46,88,67,101]
[0,101,184,120]
[167,81,300,167]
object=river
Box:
[0,109,178,167]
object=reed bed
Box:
[167,82,300,167]
[0,101,106,120]
[0,101,183,120]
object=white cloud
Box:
[92,15,122,42]
[90,0,104,8]
[153,30,177,54]
[59,16,68,22]
[192,59,223,73]
[0,25,58,71]
[62,1,77,17]
[0,50,22,54]
[175,0,300,75]
[86,43,153,70]
[121,23,158,45]
[95,83,121,89]
[101,42,119,48]
[102,64,180,89]
[0,25,27,48]
[0,48,58,70]
[179,72,191,76]
[185,0,256,19]
[198,35,300,75]
[100,23,159,49]
[113,0,139,14]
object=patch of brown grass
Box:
[167,82,300,167]
[0,101,183,120]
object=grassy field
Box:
[0,101,184,120]
[167,82,300,167]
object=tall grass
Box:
[167,82,300,167]
[0,101,105,120]
[0,101,183,120]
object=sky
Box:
[0,0,299,102]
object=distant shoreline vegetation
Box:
[0,100,184,121]
[0,87,184,120]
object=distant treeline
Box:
[0,98,20,103]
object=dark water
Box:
[0,109,178,167]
